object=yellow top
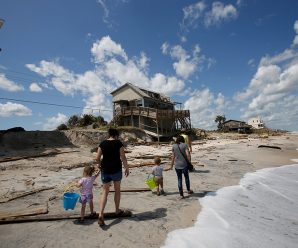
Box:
[181,134,189,147]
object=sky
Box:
[0,0,298,131]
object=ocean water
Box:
[162,164,298,248]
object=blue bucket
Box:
[63,192,80,210]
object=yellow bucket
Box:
[145,177,157,190]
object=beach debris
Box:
[0,186,55,203]
[0,210,132,224]
[0,150,80,163]
[109,188,151,193]
[257,145,281,150]
[0,204,48,219]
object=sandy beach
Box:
[0,131,297,248]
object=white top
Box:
[152,165,164,177]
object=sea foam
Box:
[162,164,298,248]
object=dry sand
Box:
[0,133,298,248]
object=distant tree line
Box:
[56,114,107,130]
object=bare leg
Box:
[99,183,110,224]
[113,181,121,213]
[81,203,86,220]
[89,199,94,214]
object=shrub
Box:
[56,123,68,130]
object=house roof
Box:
[111,82,173,104]
[223,119,246,124]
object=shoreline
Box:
[0,133,298,248]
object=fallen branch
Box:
[133,155,170,159]
[0,187,55,203]
[0,210,132,224]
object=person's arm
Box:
[96,147,102,170]
[170,150,175,170]
[185,147,191,161]
[188,136,192,153]
[76,179,82,188]
[120,146,129,177]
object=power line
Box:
[0,97,112,112]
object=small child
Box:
[152,156,170,196]
[76,165,99,222]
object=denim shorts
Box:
[101,170,123,184]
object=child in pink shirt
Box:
[76,165,99,222]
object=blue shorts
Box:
[101,170,122,184]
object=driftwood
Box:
[133,155,170,159]
[0,150,80,163]
[0,186,55,203]
[0,210,132,225]
[110,188,151,193]
[0,204,48,219]
[258,145,281,150]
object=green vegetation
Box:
[57,114,108,130]
[215,115,226,131]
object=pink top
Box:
[79,176,96,195]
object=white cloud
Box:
[204,2,238,27]
[27,36,190,122]
[234,20,298,130]
[150,73,185,96]
[161,44,204,79]
[29,83,42,92]
[0,73,24,92]
[0,102,32,117]
[293,20,298,46]
[91,36,127,63]
[161,42,169,55]
[181,1,206,31]
[184,88,228,129]
[97,0,110,24]
[43,113,68,130]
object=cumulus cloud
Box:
[0,74,24,92]
[29,83,43,92]
[234,20,298,130]
[91,36,127,63]
[0,102,32,117]
[184,88,228,129]
[43,113,68,130]
[26,36,190,121]
[161,43,204,79]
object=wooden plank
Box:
[258,145,281,150]
[0,210,132,225]
[0,150,80,163]
[0,187,55,203]
[110,188,150,193]
[0,204,48,219]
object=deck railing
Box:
[114,106,190,119]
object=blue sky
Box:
[0,0,298,131]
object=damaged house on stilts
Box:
[111,83,191,141]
